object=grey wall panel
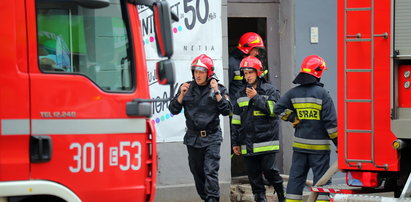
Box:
[395,0,411,56]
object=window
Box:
[36,0,133,92]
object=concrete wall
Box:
[294,0,339,176]
[279,0,341,181]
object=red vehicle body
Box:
[312,0,411,199]
[0,0,174,201]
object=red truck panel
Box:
[0,0,30,181]
[338,0,399,171]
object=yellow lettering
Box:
[296,109,320,120]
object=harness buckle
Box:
[200,130,207,137]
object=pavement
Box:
[230,175,313,202]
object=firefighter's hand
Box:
[232,146,240,156]
[210,79,218,92]
[177,83,190,104]
[246,87,257,99]
[292,117,300,128]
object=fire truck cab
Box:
[0,0,174,201]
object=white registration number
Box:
[69,141,142,173]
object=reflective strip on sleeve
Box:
[233,75,243,80]
[253,110,266,116]
[241,145,247,154]
[329,132,337,139]
[241,141,280,154]
[254,145,279,153]
[231,114,241,125]
[254,140,280,150]
[237,97,250,107]
[327,127,338,139]
[267,100,276,117]
[279,109,293,121]
[327,127,337,134]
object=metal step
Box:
[332,194,411,202]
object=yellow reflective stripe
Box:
[241,149,247,154]
[293,103,322,110]
[268,100,275,116]
[329,132,337,139]
[232,119,241,125]
[279,109,293,121]
[302,68,312,73]
[233,75,243,80]
[296,109,320,120]
[316,200,330,202]
[254,145,280,153]
[286,200,302,202]
[253,110,266,116]
[239,101,249,107]
[293,142,330,150]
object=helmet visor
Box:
[192,66,208,72]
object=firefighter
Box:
[229,32,265,177]
[229,32,265,102]
[231,56,285,202]
[168,54,232,202]
[273,55,338,202]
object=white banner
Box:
[138,0,223,142]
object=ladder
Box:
[343,0,388,170]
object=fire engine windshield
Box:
[36,0,133,92]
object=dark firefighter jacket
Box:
[229,48,245,102]
[274,82,338,154]
[169,81,232,148]
[231,78,281,156]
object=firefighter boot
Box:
[254,192,267,202]
[273,183,285,202]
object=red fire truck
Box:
[310,0,411,200]
[0,0,175,201]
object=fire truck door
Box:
[25,0,151,200]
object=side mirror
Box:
[153,1,173,58]
[156,59,175,85]
[74,0,109,8]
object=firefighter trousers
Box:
[286,151,331,202]
[244,153,284,195]
[187,143,221,201]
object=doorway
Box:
[227,2,282,177]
